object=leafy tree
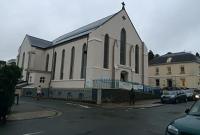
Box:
[154,54,160,58]
[0,65,22,116]
[148,50,154,62]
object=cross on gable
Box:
[122,2,125,9]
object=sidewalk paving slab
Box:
[8,101,61,121]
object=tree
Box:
[0,65,21,123]
[154,54,160,58]
[148,50,154,62]
[196,52,200,57]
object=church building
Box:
[17,4,148,101]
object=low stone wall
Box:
[22,88,159,104]
[101,89,159,103]
[22,88,95,102]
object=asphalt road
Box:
[0,98,195,135]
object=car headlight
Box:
[167,125,179,135]
[195,95,200,99]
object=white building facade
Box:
[17,7,148,101]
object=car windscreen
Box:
[189,101,200,116]
[163,91,177,95]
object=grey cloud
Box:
[0,0,200,60]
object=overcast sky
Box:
[0,0,200,60]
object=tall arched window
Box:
[129,46,134,67]
[135,45,139,74]
[103,34,109,68]
[81,44,87,79]
[120,28,126,65]
[22,52,25,69]
[60,49,65,80]
[45,54,49,71]
[52,52,57,80]
[69,47,75,79]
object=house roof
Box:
[149,52,200,65]
[26,35,53,49]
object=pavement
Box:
[99,99,162,109]
[8,98,161,121]
[8,100,61,121]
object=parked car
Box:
[193,90,200,101]
[165,100,200,135]
[183,89,194,101]
[161,90,187,104]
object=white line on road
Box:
[66,103,91,109]
[79,104,91,109]
[23,131,43,135]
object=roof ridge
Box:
[53,10,121,45]
[26,34,52,43]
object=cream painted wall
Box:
[29,72,51,88]
[17,36,34,80]
[87,9,148,84]
[51,80,85,88]
[149,62,200,89]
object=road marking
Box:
[66,103,73,105]
[23,131,43,135]
[79,104,90,109]
[66,103,91,109]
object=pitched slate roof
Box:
[53,13,116,45]
[25,10,119,48]
[26,35,53,49]
[149,52,200,65]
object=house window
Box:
[180,66,185,74]
[22,52,25,69]
[167,67,171,75]
[155,67,159,75]
[120,28,126,65]
[52,52,57,80]
[180,78,186,87]
[45,54,49,71]
[135,45,139,74]
[103,34,109,68]
[156,79,160,86]
[40,77,45,83]
[69,47,75,79]
[81,44,87,79]
[60,49,65,80]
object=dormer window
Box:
[167,57,172,63]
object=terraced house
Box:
[16,5,148,101]
[149,52,200,89]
